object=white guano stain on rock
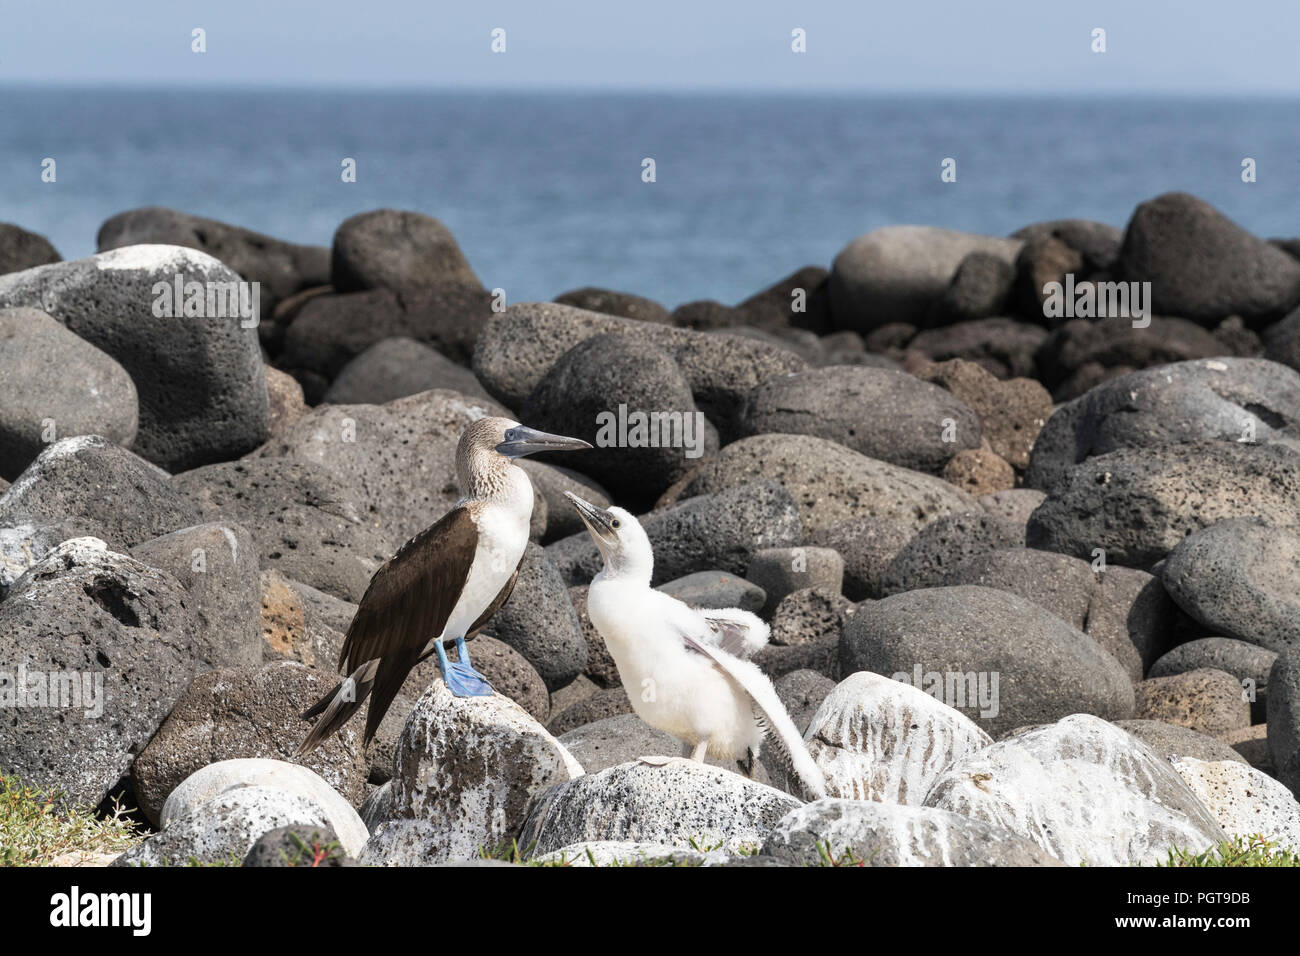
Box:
[1173,756,1300,851]
[805,671,992,803]
[923,714,1225,866]
[375,681,582,864]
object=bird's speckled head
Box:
[457,417,591,498]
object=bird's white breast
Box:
[440,469,533,640]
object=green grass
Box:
[1159,834,1300,867]
[0,772,144,866]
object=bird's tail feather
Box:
[296,659,379,756]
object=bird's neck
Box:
[594,560,652,590]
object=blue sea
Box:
[3,88,1297,307]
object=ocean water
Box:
[2,88,1297,307]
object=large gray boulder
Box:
[131,661,371,825]
[1117,192,1300,324]
[1026,440,1300,567]
[665,433,976,533]
[250,389,531,546]
[841,586,1134,737]
[828,226,1022,330]
[115,786,330,867]
[0,538,202,807]
[1162,518,1300,653]
[323,337,492,405]
[521,333,711,502]
[485,542,588,691]
[173,457,391,602]
[936,549,1177,682]
[471,302,805,435]
[331,209,481,296]
[161,758,368,856]
[0,307,138,480]
[132,522,263,669]
[0,436,199,549]
[0,222,60,275]
[1267,648,1300,794]
[0,245,268,471]
[97,207,330,315]
[1026,358,1300,491]
[880,511,1024,595]
[737,366,980,473]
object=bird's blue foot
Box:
[435,637,494,698]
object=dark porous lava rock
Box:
[909,318,1047,380]
[0,222,61,274]
[0,247,269,471]
[1026,440,1300,568]
[521,333,711,504]
[472,302,805,438]
[132,522,263,670]
[1117,192,1300,325]
[1011,218,1124,273]
[881,511,1024,595]
[331,209,481,296]
[1150,638,1275,721]
[482,542,588,692]
[0,436,199,549]
[1161,517,1300,654]
[323,337,491,405]
[923,251,1014,326]
[737,265,832,333]
[841,585,1134,737]
[1035,316,1228,401]
[0,539,203,808]
[664,433,975,534]
[738,365,981,474]
[278,284,494,386]
[0,308,138,480]
[173,457,392,603]
[97,206,330,316]
[132,661,371,825]
[1132,668,1250,737]
[1026,358,1300,491]
[553,287,672,324]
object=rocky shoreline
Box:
[2,192,1300,866]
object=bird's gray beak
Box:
[564,491,618,544]
[497,425,592,459]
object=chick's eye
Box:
[611,519,621,529]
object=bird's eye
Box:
[610,518,621,529]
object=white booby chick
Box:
[564,492,827,800]
[296,417,591,754]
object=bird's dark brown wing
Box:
[337,506,478,744]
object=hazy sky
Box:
[3,0,1296,94]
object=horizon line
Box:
[4,79,1300,100]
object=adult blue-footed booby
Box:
[296,418,591,754]
[564,492,827,800]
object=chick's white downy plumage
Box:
[565,492,827,800]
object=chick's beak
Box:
[563,491,618,543]
[497,425,592,459]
